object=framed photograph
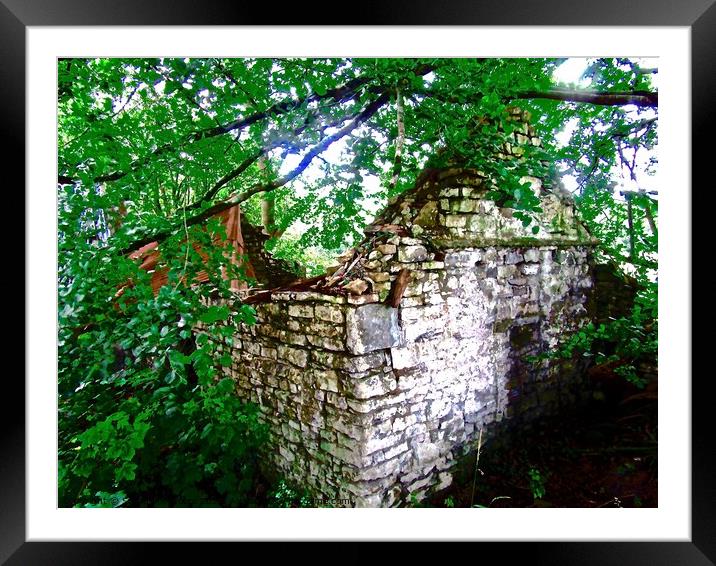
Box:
[10,0,712,562]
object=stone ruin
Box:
[219,109,599,506]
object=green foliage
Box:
[268,479,312,508]
[58,57,656,267]
[408,492,424,507]
[529,286,657,389]
[576,187,657,280]
[58,184,268,507]
[527,467,547,501]
[266,234,336,277]
[82,490,128,508]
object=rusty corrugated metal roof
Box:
[124,204,254,296]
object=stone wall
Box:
[222,113,598,506]
[239,214,298,288]
[588,262,640,324]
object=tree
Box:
[57,57,658,507]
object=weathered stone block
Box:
[288,304,314,318]
[403,281,424,297]
[444,214,468,228]
[359,457,402,481]
[307,334,345,352]
[383,442,410,460]
[390,345,420,370]
[342,351,386,373]
[399,245,428,262]
[401,296,424,308]
[346,304,402,355]
[354,492,385,508]
[415,442,441,464]
[445,250,482,267]
[424,293,445,305]
[315,304,345,324]
[283,331,308,346]
[320,441,367,467]
[505,251,524,264]
[347,293,379,305]
[456,199,478,213]
[368,271,392,283]
[392,414,419,432]
[466,214,497,236]
[376,244,397,255]
[363,260,382,270]
[277,345,309,368]
[317,370,340,393]
[363,434,402,456]
[351,373,397,399]
[497,264,517,278]
[325,392,349,411]
[260,346,278,360]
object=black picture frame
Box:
[7,0,712,562]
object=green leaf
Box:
[168,350,191,367]
[199,305,230,324]
[216,377,235,395]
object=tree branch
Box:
[58,64,435,186]
[414,86,658,109]
[512,87,657,108]
[118,92,391,256]
[57,79,368,186]
[194,75,373,141]
[192,147,265,207]
[388,88,405,191]
[191,97,374,209]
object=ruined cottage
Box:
[215,109,598,507]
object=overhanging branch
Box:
[512,87,657,108]
[192,148,265,207]
[58,63,435,187]
[118,92,391,256]
[413,86,658,109]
